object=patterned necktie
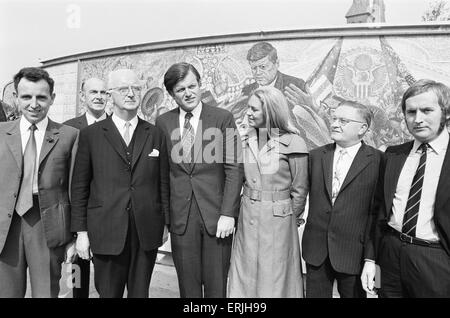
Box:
[123,121,131,146]
[402,143,429,236]
[16,124,37,216]
[332,148,347,204]
[182,112,195,162]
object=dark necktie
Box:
[402,143,429,236]
[16,124,37,216]
[181,112,195,162]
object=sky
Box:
[0,0,437,93]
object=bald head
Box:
[107,69,140,90]
[107,69,142,118]
[80,77,107,118]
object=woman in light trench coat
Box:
[228,86,309,297]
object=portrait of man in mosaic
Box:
[73,35,450,150]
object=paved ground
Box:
[25,251,375,298]
[25,252,179,298]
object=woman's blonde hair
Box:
[251,86,300,137]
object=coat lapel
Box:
[39,119,60,167]
[102,117,128,164]
[246,129,262,174]
[5,121,22,170]
[384,142,412,216]
[338,143,373,194]
[434,137,450,215]
[131,118,150,170]
[322,143,335,202]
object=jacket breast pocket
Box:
[272,201,293,218]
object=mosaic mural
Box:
[4,33,450,151]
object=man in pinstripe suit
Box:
[302,100,383,298]
[362,79,450,298]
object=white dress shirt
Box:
[389,130,449,241]
[111,113,138,145]
[179,102,202,136]
[85,111,107,126]
[20,116,48,194]
[332,141,362,191]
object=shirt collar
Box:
[412,130,449,155]
[20,116,48,133]
[179,102,203,119]
[335,141,362,158]
[111,113,138,129]
[85,111,106,125]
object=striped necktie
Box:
[182,112,195,162]
[16,124,37,216]
[402,143,429,236]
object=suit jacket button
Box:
[13,193,17,198]
[7,213,11,218]
[252,178,256,183]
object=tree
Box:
[422,0,450,21]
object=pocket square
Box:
[148,149,160,157]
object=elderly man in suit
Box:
[0,67,79,297]
[362,79,450,298]
[70,69,169,298]
[302,100,383,298]
[156,62,243,298]
[64,78,108,129]
[63,77,107,298]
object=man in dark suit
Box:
[362,79,450,298]
[64,77,108,129]
[155,63,243,298]
[70,69,169,298]
[0,67,79,297]
[63,77,107,298]
[239,42,330,149]
[302,100,383,298]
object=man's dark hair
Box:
[163,62,201,94]
[246,42,278,64]
[13,67,55,95]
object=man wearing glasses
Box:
[302,100,383,297]
[70,69,169,297]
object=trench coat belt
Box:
[243,185,290,201]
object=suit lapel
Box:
[322,143,335,202]
[338,143,373,194]
[434,137,450,215]
[274,71,284,90]
[5,121,22,170]
[39,119,60,167]
[191,106,208,168]
[80,114,88,129]
[384,142,412,215]
[131,118,151,170]
[102,117,128,164]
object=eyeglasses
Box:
[330,116,366,126]
[110,86,142,96]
